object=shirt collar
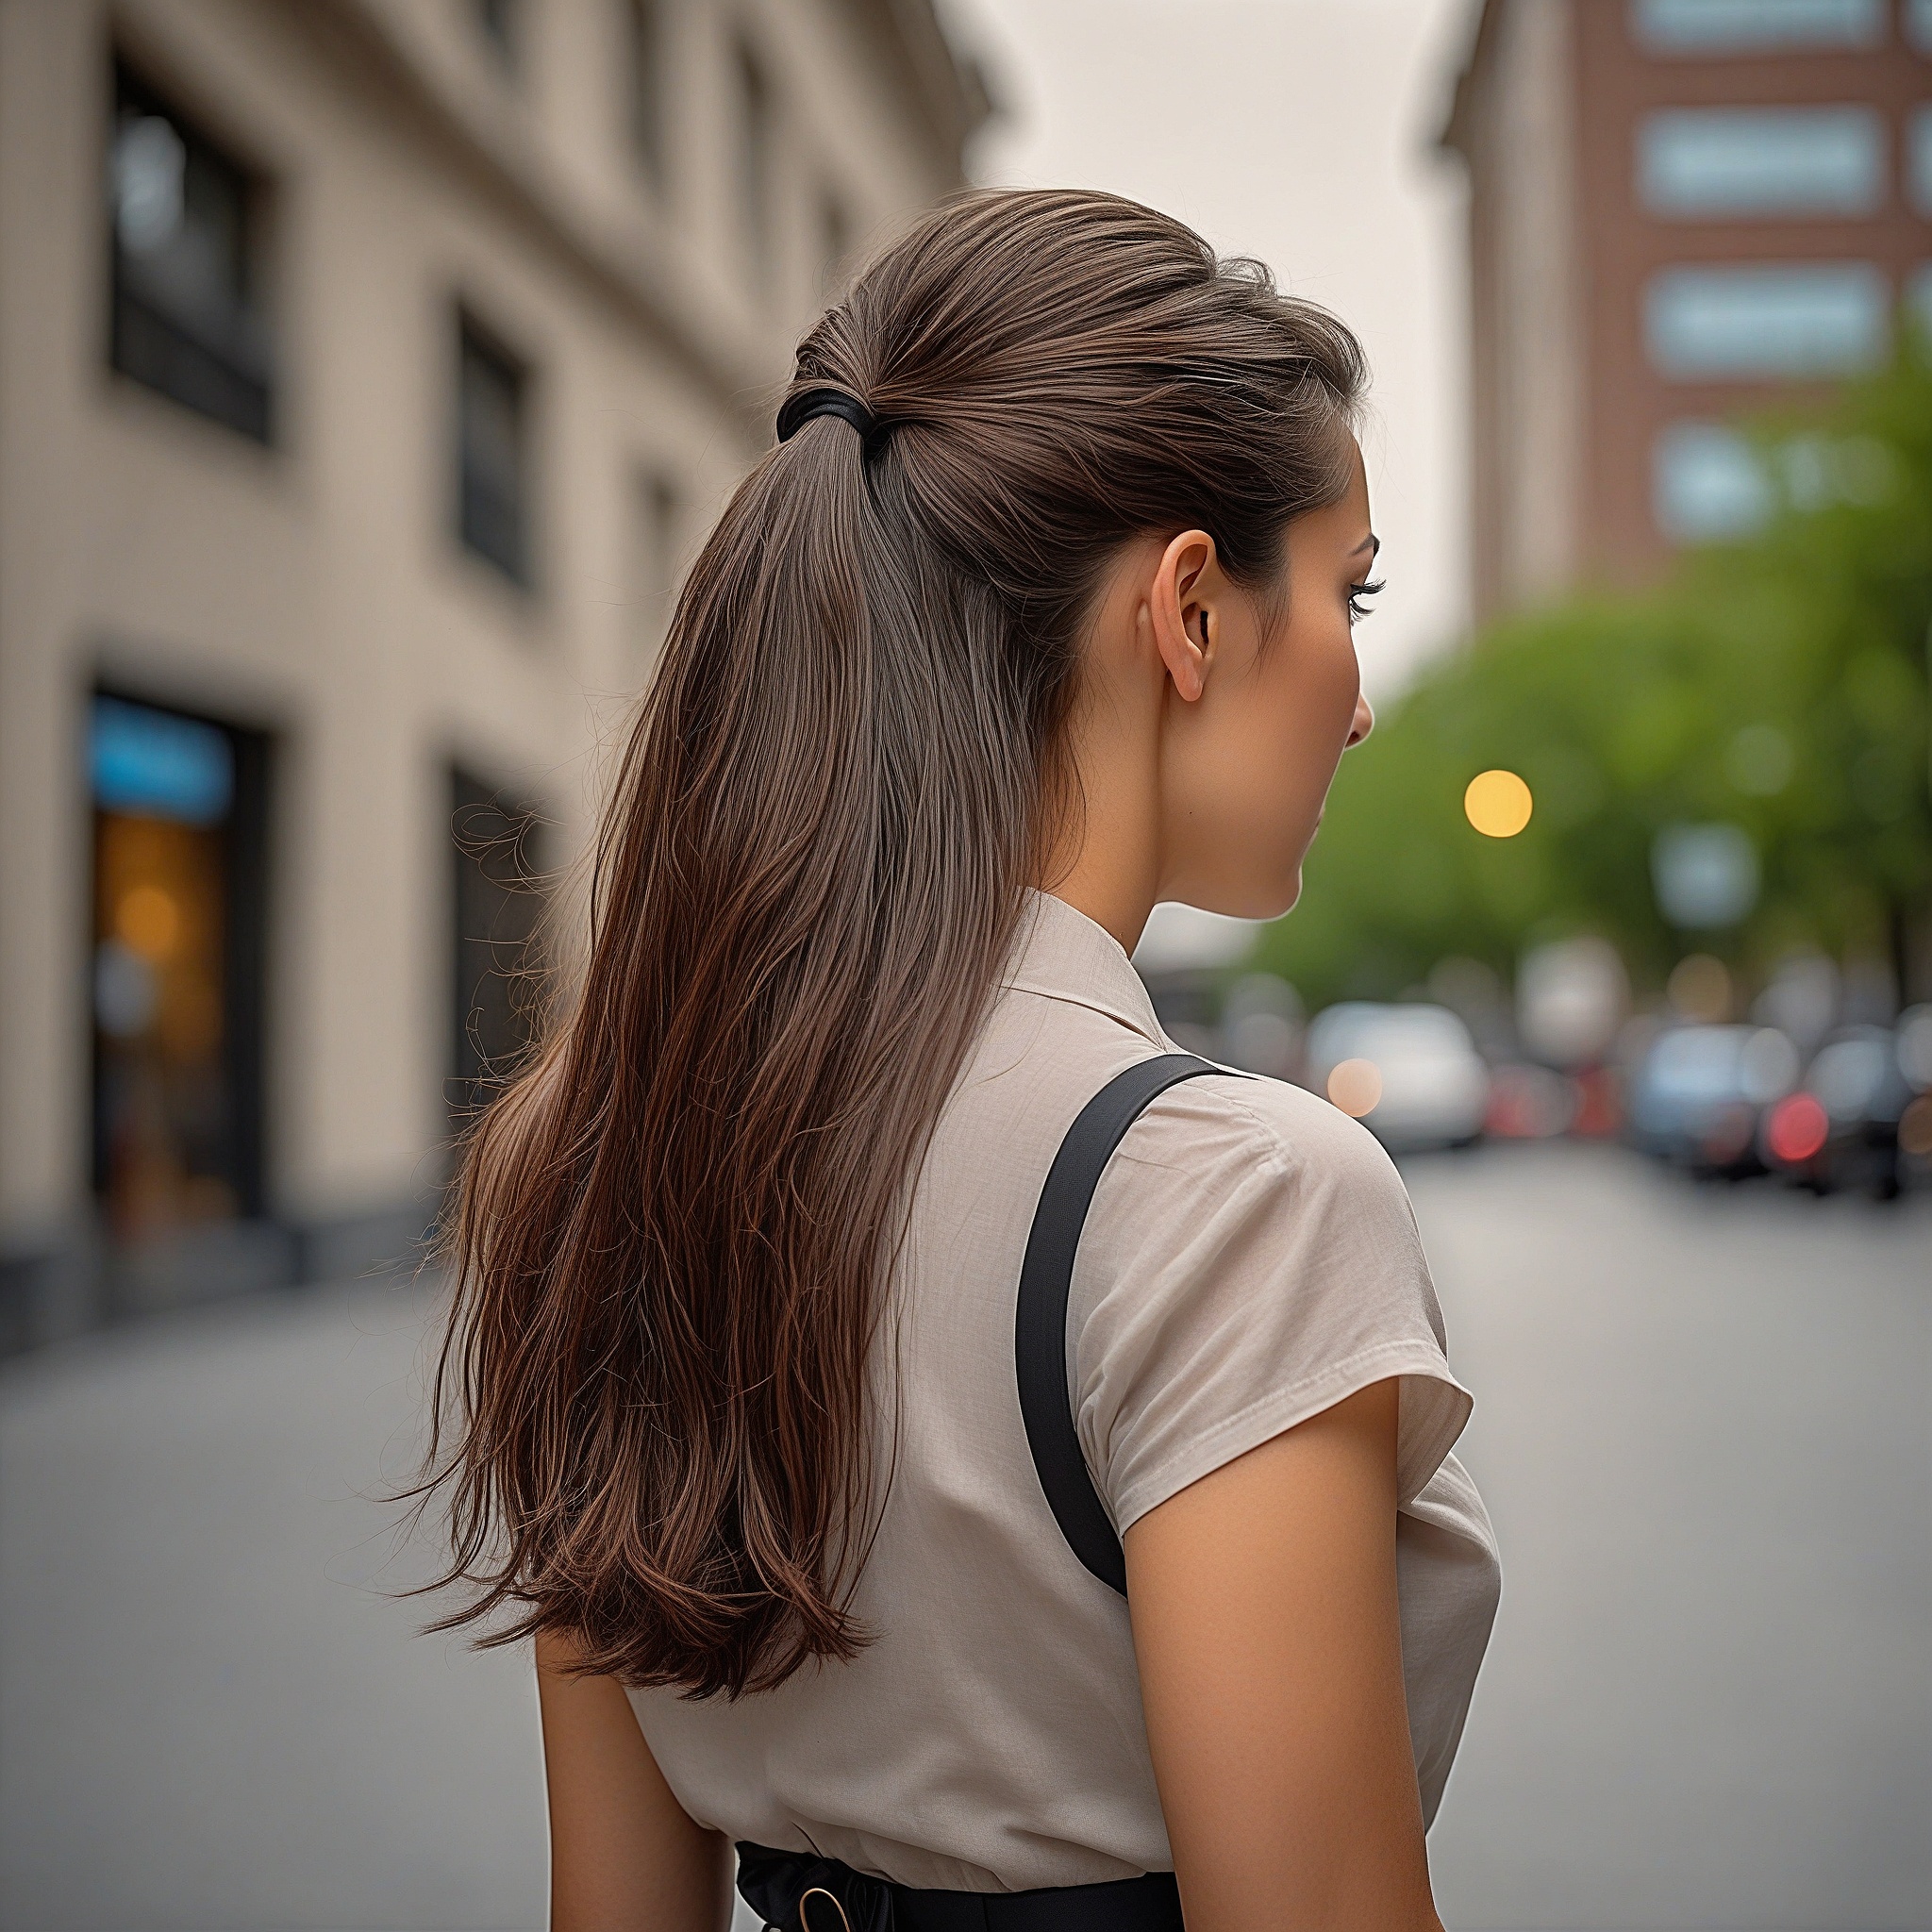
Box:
[1004,890,1167,1047]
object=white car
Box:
[1304,1002,1490,1152]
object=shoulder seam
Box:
[1127,1069,1308,1176]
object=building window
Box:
[627,0,665,187]
[1654,424,1772,541]
[108,66,273,443]
[91,693,271,1239]
[629,471,681,673]
[457,313,532,587]
[475,0,518,70]
[1645,262,1889,378]
[734,39,774,290]
[1910,108,1932,217]
[450,770,544,1124]
[1637,108,1883,219]
[1909,0,1932,51]
[1912,263,1932,344]
[1631,0,1884,53]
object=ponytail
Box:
[422,188,1366,1696]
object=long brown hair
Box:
[425,190,1366,1698]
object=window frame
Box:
[453,306,537,592]
[1635,106,1886,221]
[106,60,276,445]
[1643,261,1891,381]
[1652,422,1773,543]
[1629,0,1886,56]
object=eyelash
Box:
[1348,577,1385,624]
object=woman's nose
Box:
[1347,693,1374,748]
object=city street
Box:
[2,1144,1926,1932]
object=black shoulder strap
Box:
[1014,1053,1220,1596]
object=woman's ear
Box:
[1150,530,1218,704]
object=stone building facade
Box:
[1442,0,1930,621]
[0,0,984,1340]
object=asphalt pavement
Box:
[1410,1148,1929,1930]
[2,1143,1926,1931]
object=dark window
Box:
[631,470,681,670]
[108,65,274,442]
[450,770,545,1126]
[628,0,665,187]
[734,40,773,289]
[90,693,271,1239]
[458,313,532,586]
[476,0,519,69]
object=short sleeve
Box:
[1068,1072,1472,1537]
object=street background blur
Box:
[1,2,1927,1928]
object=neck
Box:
[1036,740,1163,960]
[1035,562,1173,955]
[1041,872,1153,959]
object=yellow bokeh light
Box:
[1464,769,1533,839]
[1326,1058,1383,1119]
[116,884,181,961]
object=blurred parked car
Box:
[1628,1024,1798,1176]
[1305,1003,1489,1153]
[1483,1062,1577,1140]
[1761,1024,1917,1199]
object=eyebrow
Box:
[1350,534,1381,560]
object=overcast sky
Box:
[942,0,1477,699]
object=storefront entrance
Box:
[90,693,269,1252]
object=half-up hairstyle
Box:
[424,190,1367,1698]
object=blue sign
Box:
[91,695,233,824]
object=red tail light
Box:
[1767,1092,1829,1165]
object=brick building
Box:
[1441,0,1931,621]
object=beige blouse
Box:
[629,891,1501,1892]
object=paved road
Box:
[1409,1149,1929,1931]
[2,1145,1926,1931]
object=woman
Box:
[428,190,1500,1931]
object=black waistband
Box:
[735,1842,1184,1932]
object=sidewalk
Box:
[0,1279,547,1930]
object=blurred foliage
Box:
[1259,326,1932,1009]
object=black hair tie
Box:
[776,386,879,449]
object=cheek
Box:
[1259,620,1360,771]
[1188,619,1362,868]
